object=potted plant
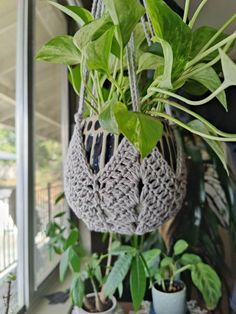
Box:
[46,212,118,313]
[36,0,236,233]
[150,239,221,314]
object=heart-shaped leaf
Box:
[73,15,113,51]
[180,253,202,266]
[189,65,227,110]
[146,0,192,81]
[191,263,221,310]
[84,26,115,73]
[104,0,145,47]
[115,108,163,158]
[138,52,164,73]
[49,2,93,26]
[173,239,189,256]
[99,100,125,134]
[36,35,81,65]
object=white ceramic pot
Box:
[72,293,117,314]
[152,281,187,314]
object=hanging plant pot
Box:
[64,114,187,235]
[72,294,117,314]
[152,280,187,314]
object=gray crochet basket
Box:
[64,114,187,235]
[64,0,187,234]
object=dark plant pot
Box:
[65,115,187,234]
[71,294,117,314]
[152,280,187,314]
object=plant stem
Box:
[183,0,191,23]
[147,111,236,142]
[149,82,229,107]
[105,233,113,277]
[179,38,233,84]
[96,72,104,105]
[108,58,119,101]
[108,75,125,103]
[100,233,113,303]
[187,32,236,68]
[150,98,236,138]
[199,13,236,54]
[174,265,192,277]
[90,277,103,312]
[188,0,208,29]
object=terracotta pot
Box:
[72,294,117,314]
[152,280,187,314]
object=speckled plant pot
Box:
[152,281,187,314]
[72,294,117,314]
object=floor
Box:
[31,273,72,314]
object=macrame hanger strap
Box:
[126,33,140,111]
[141,0,155,42]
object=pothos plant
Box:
[37,0,236,173]
[150,239,221,311]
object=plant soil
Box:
[155,280,185,293]
[83,296,113,313]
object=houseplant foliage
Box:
[47,213,162,312]
[150,239,221,312]
[158,132,236,312]
[36,0,236,173]
[46,212,117,312]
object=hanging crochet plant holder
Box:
[64,0,187,235]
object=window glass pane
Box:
[0,1,20,312]
[34,0,67,287]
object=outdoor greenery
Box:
[37,0,236,174]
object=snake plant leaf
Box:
[36,35,81,65]
[103,254,132,297]
[191,263,221,310]
[84,26,115,73]
[173,239,189,256]
[73,15,113,51]
[103,0,145,47]
[188,120,228,175]
[49,2,93,26]
[220,49,236,87]
[115,107,163,158]
[189,65,227,110]
[191,26,229,60]
[146,0,192,81]
[138,52,164,73]
[130,255,146,312]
